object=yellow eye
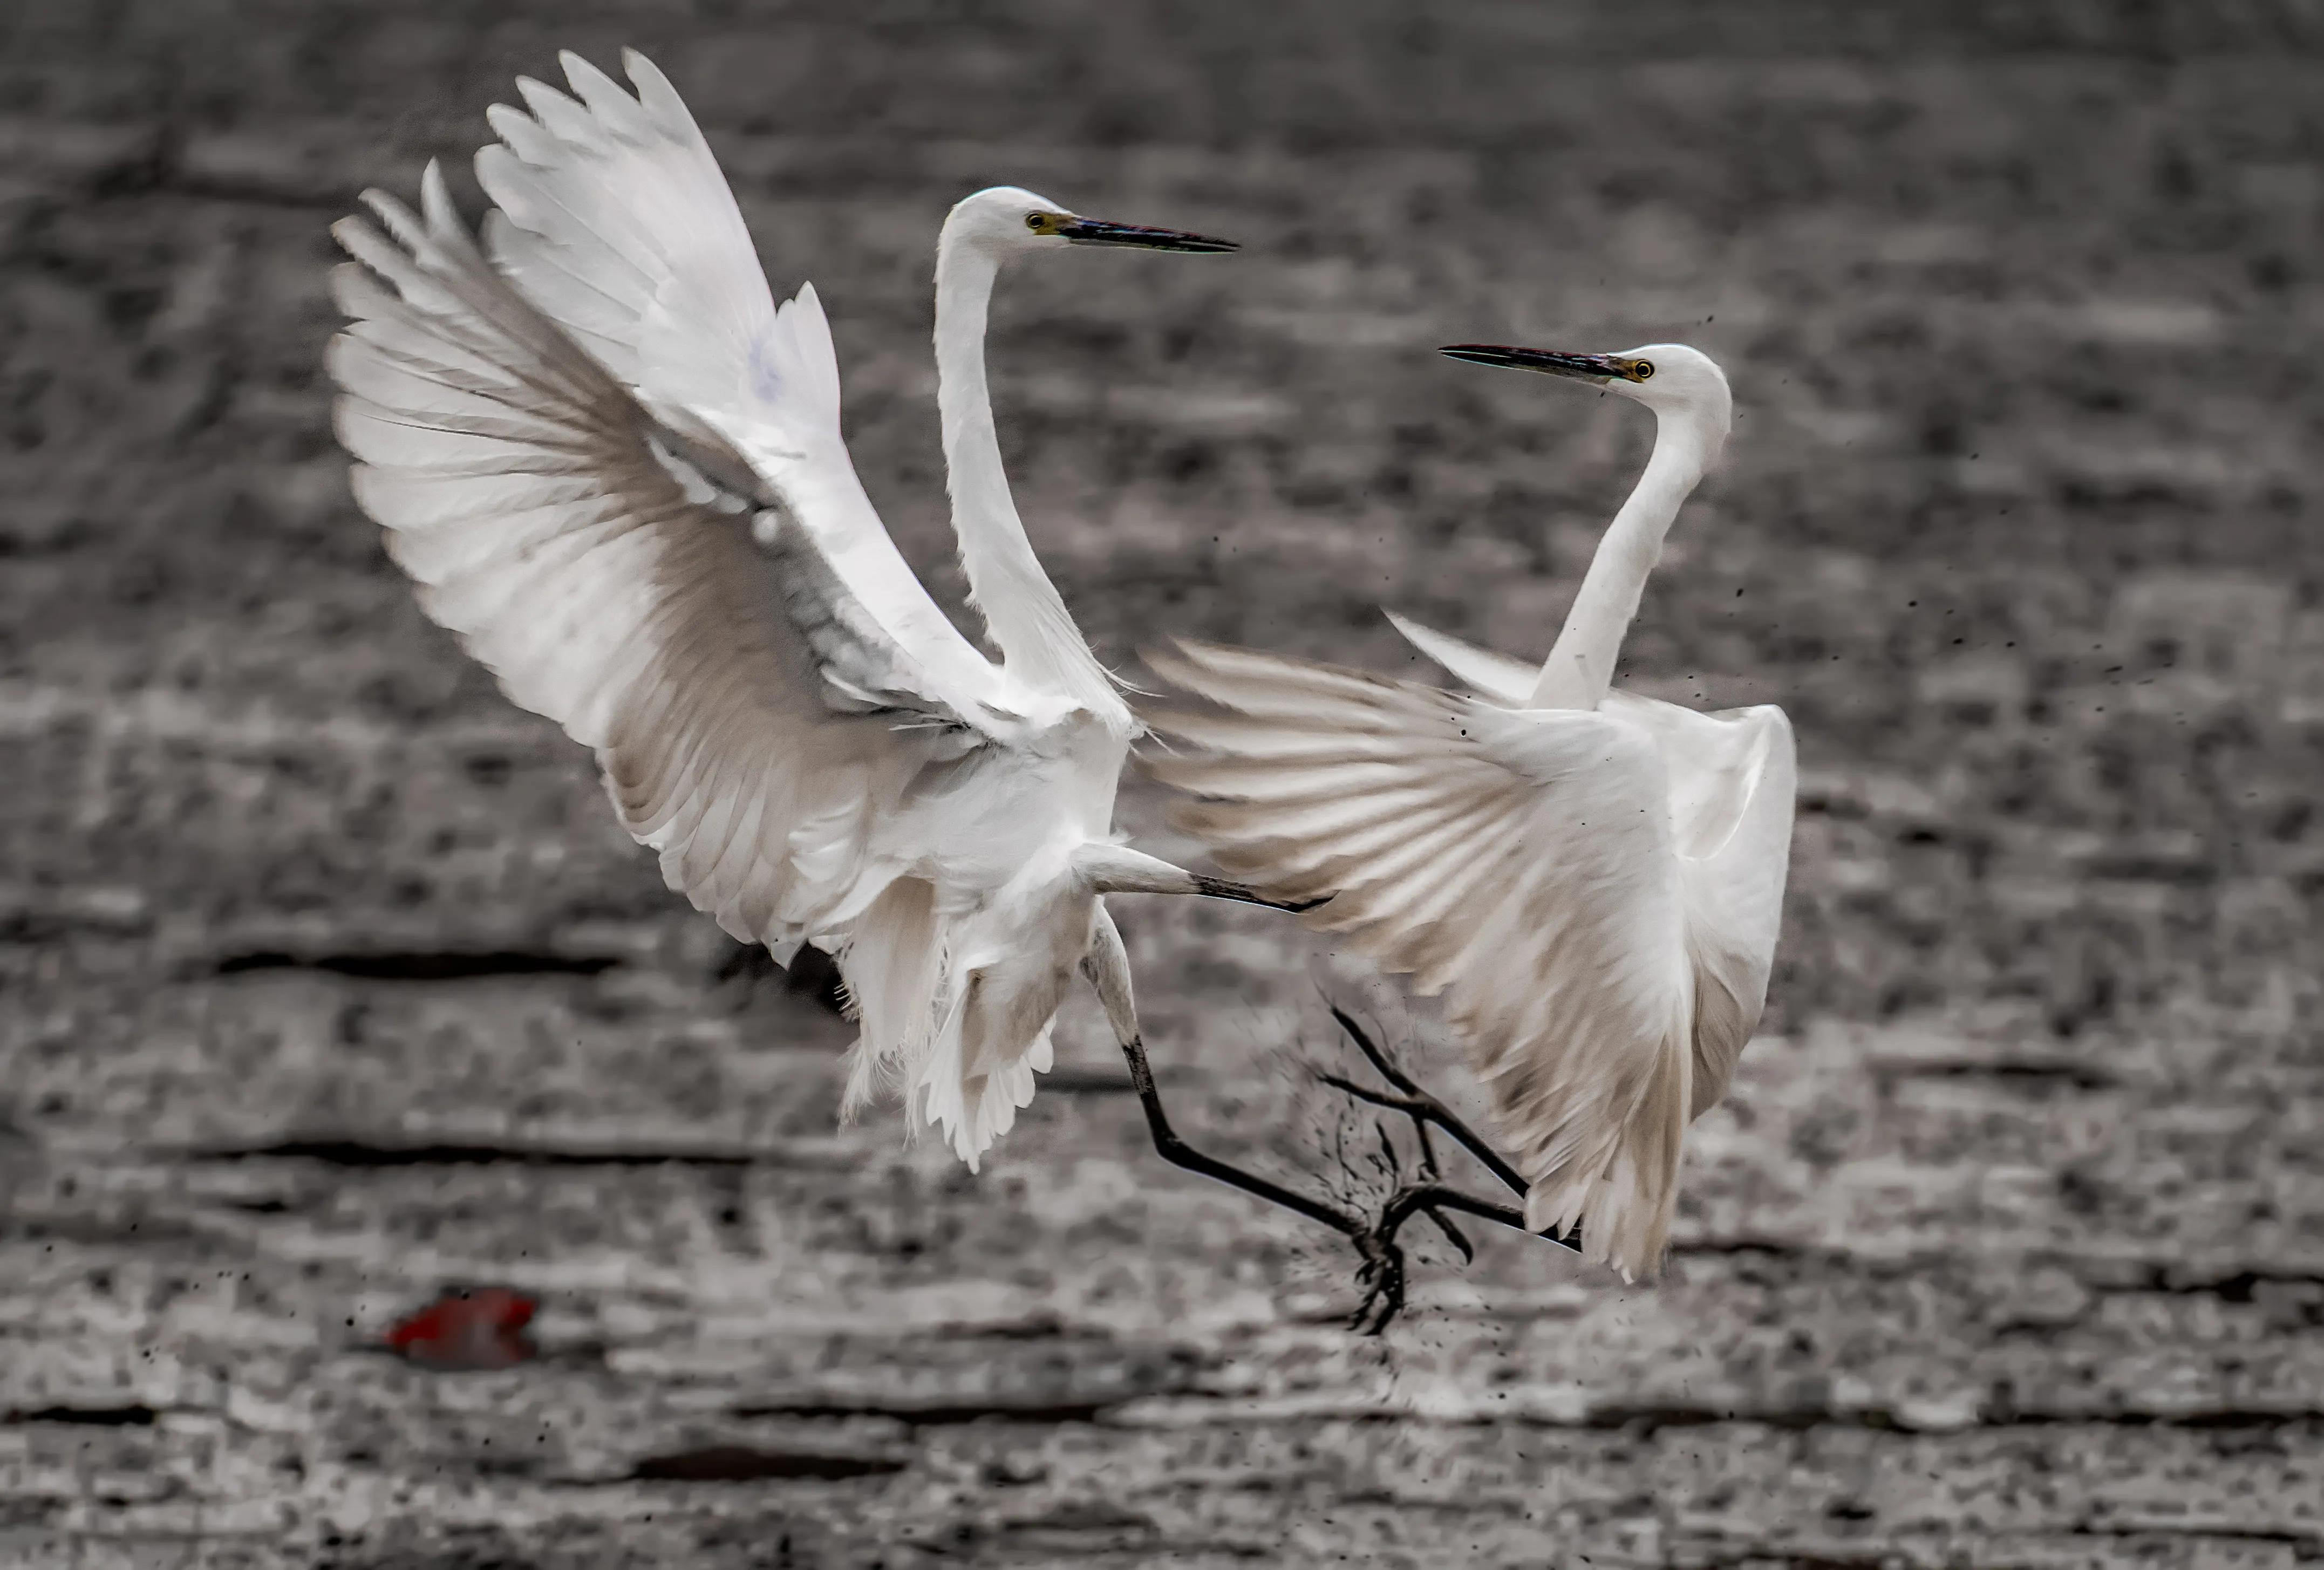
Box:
[1631,360,1655,380]
[1026,213,1044,231]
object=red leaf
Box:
[381,1287,539,1371]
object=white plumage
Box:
[1147,343,1796,1278]
[326,49,1272,1168]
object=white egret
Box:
[1146,342,1796,1279]
[325,49,1301,1170]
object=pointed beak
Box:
[1057,217,1239,254]
[1439,345,1654,384]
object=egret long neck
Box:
[933,233,1120,719]
[1528,409,1713,710]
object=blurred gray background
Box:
[3,2,2322,1565]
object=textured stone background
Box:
[4,2,2323,1565]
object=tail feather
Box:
[1512,1027,1690,1278]
[836,878,944,1121]
[911,1005,1054,1171]
[830,898,1067,1170]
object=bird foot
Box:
[1116,1007,1572,1333]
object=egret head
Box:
[942,185,1238,258]
[1440,341,1732,445]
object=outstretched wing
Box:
[328,163,1013,959]
[471,47,997,695]
[1143,641,1699,1277]
[1388,613,1797,1116]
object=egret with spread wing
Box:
[326,50,1294,1169]
[1146,343,1795,1279]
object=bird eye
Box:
[1631,360,1655,380]
[1025,213,1045,231]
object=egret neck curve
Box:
[1528,404,1719,711]
[932,223,1125,726]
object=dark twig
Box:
[1117,1008,1579,1334]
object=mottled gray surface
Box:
[4,2,2323,1566]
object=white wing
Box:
[328,163,1016,973]
[1383,609,1535,704]
[471,47,999,697]
[1392,611,1796,1108]
[1145,639,1793,1278]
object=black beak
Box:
[1439,345,1645,382]
[1058,217,1239,254]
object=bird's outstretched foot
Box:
[1316,1006,1528,1196]
[1316,1006,1583,1255]
[1349,1229,1409,1337]
[1115,1008,1572,1333]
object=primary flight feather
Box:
[326,49,1294,1168]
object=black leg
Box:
[1321,1005,1532,1197]
[1119,1034,1360,1239]
[1114,1025,1568,1333]
[1190,875,1330,914]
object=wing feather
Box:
[1389,618,1800,1107]
[327,166,1012,978]
[1384,610,1538,705]
[471,48,997,693]
[1146,639,1779,1279]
